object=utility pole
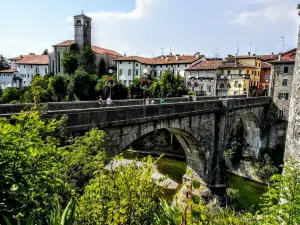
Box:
[236,41,240,56]
[249,42,252,55]
[161,48,164,56]
[277,36,285,53]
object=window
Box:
[278,93,289,100]
[282,79,288,86]
[284,66,289,73]
[76,19,81,25]
[57,51,60,73]
[239,70,242,74]
[177,71,180,75]
[234,81,238,87]
[128,69,132,76]
[171,65,173,67]
[227,70,231,75]
[154,71,157,77]
[129,61,131,64]
[45,67,47,74]
[124,80,127,86]
[255,62,257,67]
[136,70,139,76]
[36,67,38,74]
[207,85,212,92]
[28,74,29,78]
[136,64,138,67]
[199,85,204,91]
[252,71,254,75]
[278,110,284,119]
[24,81,26,84]
[86,20,90,27]
[254,71,256,76]
[24,65,26,68]
[185,64,187,67]
[160,65,162,68]
[119,69,123,75]
[120,61,122,64]
[234,91,238,96]
[31,65,33,68]
[31,74,33,78]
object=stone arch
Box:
[226,111,262,160]
[107,120,219,188]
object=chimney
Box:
[124,53,127,57]
[248,52,251,56]
[278,54,282,61]
[161,55,164,59]
[271,52,274,55]
[235,59,237,67]
[166,57,168,61]
[176,55,179,61]
[195,52,200,59]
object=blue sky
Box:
[0,0,299,58]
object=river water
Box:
[120,150,267,210]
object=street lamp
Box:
[141,68,150,105]
[106,69,115,98]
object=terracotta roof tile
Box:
[261,62,272,69]
[91,46,122,57]
[115,55,202,65]
[186,60,223,71]
[258,54,279,61]
[8,56,22,61]
[0,69,17,73]
[15,55,49,65]
[53,40,76,47]
[220,60,256,69]
[227,55,263,60]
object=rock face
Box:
[285,29,300,162]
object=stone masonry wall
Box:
[271,63,295,120]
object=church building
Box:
[49,13,122,75]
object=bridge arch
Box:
[104,115,220,188]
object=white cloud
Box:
[229,0,299,26]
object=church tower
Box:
[74,12,92,49]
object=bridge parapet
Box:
[222,97,270,110]
[45,100,221,131]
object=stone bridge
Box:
[0,96,270,193]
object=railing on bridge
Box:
[222,97,270,109]
[46,100,222,129]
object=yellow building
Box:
[228,56,262,96]
[218,59,256,96]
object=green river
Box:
[121,150,268,211]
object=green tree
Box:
[78,45,96,74]
[97,58,107,78]
[78,156,162,224]
[95,75,128,99]
[48,75,68,101]
[30,75,52,102]
[62,50,78,74]
[68,68,97,100]
[0,87,19,103]
[0,111,72,222]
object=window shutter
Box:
[285,93,289,100]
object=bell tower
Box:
[74,11,92,50]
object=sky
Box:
[0,0,299,59]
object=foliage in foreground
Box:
[78,156,162,225]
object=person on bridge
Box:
[107,96,112,107]
[145,97,150,105]
[160,97,165,104]
[98,96,103,107]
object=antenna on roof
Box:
[136,52,139,56]
[277,36,285,53]
[81,10,84,14]
[249,42,252,54]
[213,49,219,58]
[169,47,172,55]
[161,48,164,56]
[236,41,240,56]
[255,48,258,55]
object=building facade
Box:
[269,48,297,120]
[49,13,121,76]
[115,53,205,86]
[0,69,19,89]
[185,60,222,96]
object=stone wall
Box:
[270,63,295,120]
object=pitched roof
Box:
[186,60,223,71]
[261,62,272,69]
[15,55,49,65]
[91,46,122,57]
[115,55,203,65]
[227,55,263,60]
[220,60,256,69]
[8,56,22,61]
[258,54,279,61]
[0,69,17,73]
[53,40,76,47]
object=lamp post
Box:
[107,69,115,98]
[141,68,149,105]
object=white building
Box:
[115,53,206,86]
[185,60,222,96]
[0,69,19,89]
[8,54,49,87]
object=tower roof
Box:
[74,13,92,20]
